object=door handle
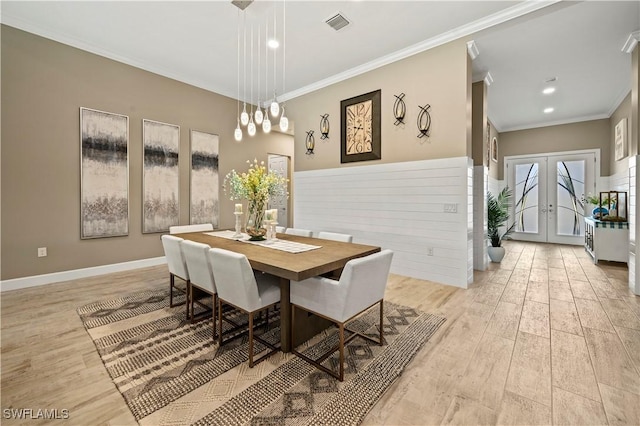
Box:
[541,209,547,213]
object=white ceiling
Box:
[2,1,639,133]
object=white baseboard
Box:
[0,257,167,293]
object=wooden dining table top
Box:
[177,231,381,282]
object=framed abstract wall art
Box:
[615,118,627,161]
[80,107,129,239]
[190,130,219,227]
[142,119,180,233]
[491,136,498,163]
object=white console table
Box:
[584,217,629,264]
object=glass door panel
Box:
[507,158,547,243]
[506,152,595,245]
[548,153,594,245]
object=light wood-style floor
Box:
[1,241,639,425]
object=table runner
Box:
[205,230,321,253]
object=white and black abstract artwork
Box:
[190,130,219,227]
[143,119,180,233]
[80,107,129,239]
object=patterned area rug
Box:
[77,288,446,425]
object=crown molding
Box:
[467,40,480,60]
[497,113,611,133]
[2,1,560,105]
[622,30,640,54]
[484,72,494,86]
[282,1,560,102]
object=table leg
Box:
[279,277,292,352]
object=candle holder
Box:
[233,212,243,239]
[265,221,278,242]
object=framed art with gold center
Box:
[340,89,381,163]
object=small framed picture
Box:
[615,118,627,161]
[491,137,498,163]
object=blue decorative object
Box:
[592,206,609,218]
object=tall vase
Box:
[246,198,267,240]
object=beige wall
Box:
[610,93,632,176]
[498,119,611,180]
[471,81,487,167]
[1,25,293,280]
[287,38,471,171]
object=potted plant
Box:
[487,187,515,262]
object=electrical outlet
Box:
[444,203,458,213]
[38,247,47,257]
[427,247,434,256]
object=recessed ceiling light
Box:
[544,107,554,114]
[543,87,556,95]
[268,39,279,49]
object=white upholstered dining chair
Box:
[169,223,214,234]
[317,231,353,243]
[284,228,313,237]
[161,235,190,313]
[181,240,218,338]
[208,248,281,367]
[290,249,394,381]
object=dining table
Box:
[178,230,381,352]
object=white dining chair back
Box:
[208,247,281,367]
[289,249,394,380]
[209,248,260,310]
[169,223,214,234]
[181,240,216,295]
[317,231,353,243]
[284,228,313,237]
[162,235,189,281]
[161,234,190,310]
[181,239,218,333]
[340,249,393,320]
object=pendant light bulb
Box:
[279,107,288,132]
[248,117,256,136]
[262,116,272,133]
[254,108,263,125]
[240,103,249,126]
[234,120,243,142]
[270,99,280,118]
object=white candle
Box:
[271,209,278,222]
[235,203,243,213]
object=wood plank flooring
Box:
[1,241,639,425]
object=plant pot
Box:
[488,246,506,263]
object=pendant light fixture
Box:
[254,28,263,126]
[247,25,256,137]
[234,9,243,142]
[262,19,271,133]
[269,6,280,118]
[240,11,249,127]
[278,0,289,132]
[232,1,289,137]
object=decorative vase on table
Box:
[246,199,267,241]
[223,159,288,242]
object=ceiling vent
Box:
[326,13,350,31]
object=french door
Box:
[506,152,596,245]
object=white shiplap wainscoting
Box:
[629,156,637,294]
[473,166,488,271]
[294,158,473,288]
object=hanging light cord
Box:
[237,9,240,120]
[282,0,286,99]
